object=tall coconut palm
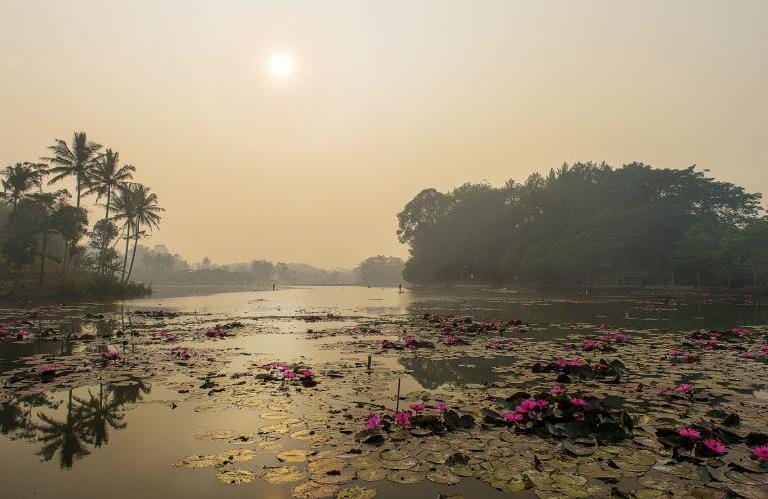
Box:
[0,162,47,210]
[84,150,134,272]
[124,184,163,284]
[109,184,137,283]
[43,132,102,208]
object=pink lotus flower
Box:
[409,403,426,412]
[739,352,755,359]
[515,399,539,413]
[443,335,456,346]
[675,383,693,393]
[299,368,315,378]
[582,339,602,351]
[569,398,589,407]
[404,336,417,350]
[702,438,727,455]
[677,427,701,440]
[282,368,296,380]
[365,413,383,430]
[751,445,768,461]
[551,386,567,396]
[101,351,119,361]
[503,412,524,423]
[170,347,191,359]
[535,399,549,409]
[394,410,411,428]
[205,327,227,338]
[434,402,448,412]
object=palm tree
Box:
[124,184,163,284]
[109,184,136,283]
[85,149,134,272]
[0,162,47,210]
[43,131,102,208]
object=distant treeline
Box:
[397,162,767,288]
[129,245,405,287]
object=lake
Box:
[1,286,766,498]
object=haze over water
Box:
[2,0,767,268]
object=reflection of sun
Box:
[267,52,295,79]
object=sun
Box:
[267,52,296,79]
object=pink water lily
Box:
[282,368,297,380]
[170,346,191,359]
[569,398,589,407]
[365,413,383,430]
[434,402,448,412]
[101,350,120,361]
[205,327,227,338]
[675,383,693,393]
[515,399,539,413]
[677,427,701,440]
[394,410,411,428]
[443,335,456,346]
[503,412,524,423]
[299,368,315,378]
[702,438,727,455]
[752,445,768,461]
[404,336,417,350]
[409,403,426,412]
[551,385,567,396]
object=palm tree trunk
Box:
[125,221,140,284]
[98,188,111,275]
[120,223,131,284]
[62,239,69,283]
[39,233,48,284]
[75,172,81,208]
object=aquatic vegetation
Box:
[550,385,567,396]
[101,350,120,361]
[205,326,228,338]
[365,414,383,430]
[3,302,768,498]
[677,427,701,440]
[393,411,411,428]
[701,438,727,455]
[752,445,768,462]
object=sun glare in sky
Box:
[267,52,296,79]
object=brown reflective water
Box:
[0,286,766,498]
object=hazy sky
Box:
[1,0,766,268]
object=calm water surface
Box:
[1,286,766,498]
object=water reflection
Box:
[0,379,150,469]
[400,355,509,389]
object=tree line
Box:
[397,162,767,288]
[0,131,163,297]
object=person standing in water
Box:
[272,283,276,291]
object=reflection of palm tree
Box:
[108,379,151,405]
[0,394,59,439]
[34,391,90,468]
[74,384,127,447]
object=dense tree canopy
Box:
[357,256,405,286]
[398,163,765,287]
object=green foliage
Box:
[398,162,764,287]
[250,260,275,282]
[0,130,160,299]
[357,256,405,286]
